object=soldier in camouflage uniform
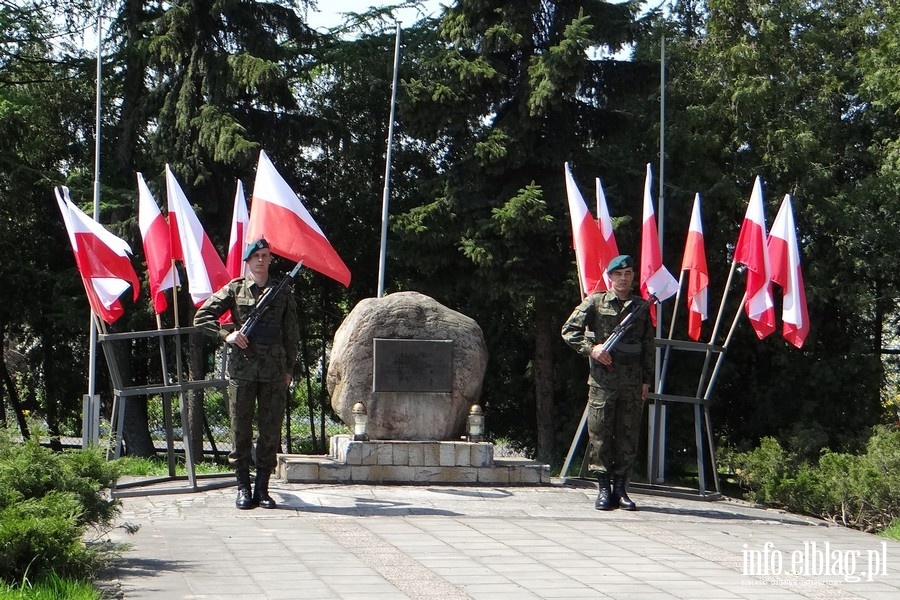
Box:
[194,238,299,510]
[561,255,654,511]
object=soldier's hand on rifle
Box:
[590,344,612,366]
[226,330,249,350]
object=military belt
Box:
[612,342,641,366]
[249,325,281,345]
[614,342,641,353]
[613,353,641,366]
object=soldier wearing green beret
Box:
[194,238,299,510]
[561,254,654,510]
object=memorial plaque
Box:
[373,339,453,393]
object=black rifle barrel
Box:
[239,261,303,338]
[599,293,659,353]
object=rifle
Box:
[238,261,303,356]
[595,293,658,365]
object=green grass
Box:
[879,519,900,541]
[0,572,101,600]
[115,455,230,477]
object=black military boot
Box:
[252,469,276,509]
[613,475,636,511]
[235,469,254,510]
[594,473,613,510]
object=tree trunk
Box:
[0,328,30,439]
[533,298,555,463]
[115,0,147,175]
[186,329,206,462]
[110,338,156,456]
[299,300,318,452]
[41,332,62,451]
[874,278,884,354]
[318,291,330,454]
[121,397,156,456]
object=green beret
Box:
[606,254,634,274]
[243,238,270,261]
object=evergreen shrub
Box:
[0,435,122,584]
[731,426,900,533]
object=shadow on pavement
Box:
[274,492,463,517]
[424,487,514,499]
[635,503,824,526]
[110,556,187,578]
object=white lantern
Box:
[352,402,369,441]
[467,404,485,443]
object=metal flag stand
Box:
[558,329,725,499]
[643,335,725,500]
[99,322,231,498]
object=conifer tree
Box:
[395,0,656,460]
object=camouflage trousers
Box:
[227,378,286,472]
[586,364,646,476]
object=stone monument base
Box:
[277,435,551,485]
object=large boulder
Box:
[327,292,488,440]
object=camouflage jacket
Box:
[194,274,299,382]
[560,290,655,386]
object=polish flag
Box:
[767,194,809,348]
[596,177,619,290]
[165,165,231,306]
[55,186,140,324]
[564,162,605,295]
[247,150,351,287]
[225,180,249,279]
[137,173,180,314]
[639,164,678,325]
[734,176,775,339]
[680,194,709,341]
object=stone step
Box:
[331,436,494,467]
[278,455,550,485]
[277,435,551,485]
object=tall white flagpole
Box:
[650,35,668,481]
[377,22,401,298]
[84,11,103,448]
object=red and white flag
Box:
[165,165,231,306]
[55,186,140,324]
[596,177,619,289]
[225,180,249,279]
[247,150,351,287]
[680,193,709,341]
[564,162,606,295]
[639,164,678,325]
[137,173,179,314]
[767,194,809,348]
[734,176,775,339]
